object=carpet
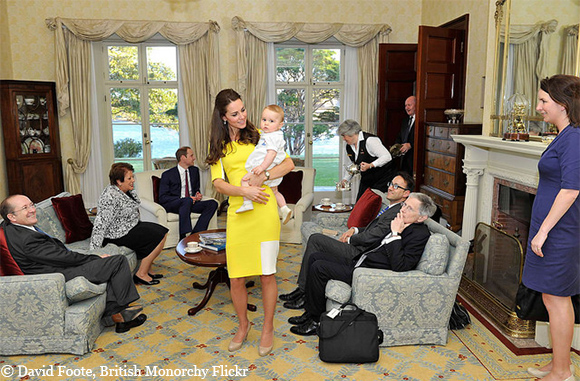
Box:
[1,243,577,381]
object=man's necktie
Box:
[376,205,390,219]
[34,226,51,237]
[184,170,190,197]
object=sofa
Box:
[133,169,218,248]
[325,218,470,347]
[0,192,137,355]
[279,167,316,244]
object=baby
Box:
[237,104,292,224]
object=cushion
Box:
[347,188,383,228]
[278,170,303,204]
[51,194,93,244]
[152,175,161,204]
[0,227,24,276]
[65,276,107,303]
[416,233,450,275]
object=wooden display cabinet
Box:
[1,80,64,202]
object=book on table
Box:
[198,232,226,251]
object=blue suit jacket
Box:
[158,166,201,206]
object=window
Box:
[274,43,344,191]
[102,41,179,172]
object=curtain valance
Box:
[231,16,391,47]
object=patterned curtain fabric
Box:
[561,24,579,76]
[231,16,391,133]
[45,17,220,193]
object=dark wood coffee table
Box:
[175,229,256,316]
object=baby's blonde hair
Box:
[264,104,284,121]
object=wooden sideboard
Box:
[420,122,482,232]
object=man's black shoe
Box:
[288,311,310,325]
[115,314,147,333]
[290,318,319,336]
[280,288,304,301]
[283,295,305,309]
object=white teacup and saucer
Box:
[320,197,332,206]
[185,241,202,253]
[334,202,345,210]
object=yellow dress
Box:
[210,141,280,278]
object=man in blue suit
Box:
[159,147,218,240]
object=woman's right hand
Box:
[243,186,270,205]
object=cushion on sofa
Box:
[347,188,382,228]
[51,194,94,244]
[279,170,304,204]
[152,175,161,204]
[416,233,450,275]
[0,227,24,276]
[65,276,107,303]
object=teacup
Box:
[335,202,345,209]
[321,197,332,206]
[187,241,199,249]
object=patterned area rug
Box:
[1,243,578,381]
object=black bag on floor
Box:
[318,303,383,363]
[515,283,580,323]
[448,301,471,330]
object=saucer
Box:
[334,206,346,210]
[184,246,202,253]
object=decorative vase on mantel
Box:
[503,93,529,142]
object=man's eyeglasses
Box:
[10,203,36,215]
[388,182,410,191]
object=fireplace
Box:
[451,135,580,349]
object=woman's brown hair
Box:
[109,162,134,186]
[540,75,580,127]
[206,89,259,165]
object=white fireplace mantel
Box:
[451,135,545,241]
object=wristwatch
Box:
[265,171,270,180]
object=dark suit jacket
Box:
[349,202,403,252]
[158,166,201,206]
[395,116,415,175]
[3,222,99,279]
[360,222,430,272]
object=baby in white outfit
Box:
[237,105,292,224]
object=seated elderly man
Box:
[281,172,414,310]
[0,194,147,333]
[288,192,437,336]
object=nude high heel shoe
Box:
[228,324,251,352]
[527,365,575,378]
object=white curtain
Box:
[46,17,220,194]
[561,24,579,76]
[501,20,557,114]
[231,16,391,133]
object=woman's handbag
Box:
[448,301,471,330]
[318,303,383,363]
[515,283,580,323]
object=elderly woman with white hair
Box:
[338,119,395,201]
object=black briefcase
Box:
[318,303,383,363]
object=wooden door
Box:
[415,26,465,189]
[376,44,417,147]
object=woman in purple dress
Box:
[523,75,579,381]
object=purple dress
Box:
[522,125,580,296]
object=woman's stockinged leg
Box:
[230,277,250,342]
[540,293,574,381]
[135,234,167,281]
[260,274,277,348]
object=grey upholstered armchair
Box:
[325,218,470,347]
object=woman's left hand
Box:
[531,232,547,257]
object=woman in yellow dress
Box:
[206,89,294,356]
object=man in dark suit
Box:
[288,192,437,335]
[0,194,146,333]
[159,146,219,240]
[280,172,415,309]
[395,96,416,176]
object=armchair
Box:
[133,169,218,248]
[325,218,470,347]
[279,167,315,244]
